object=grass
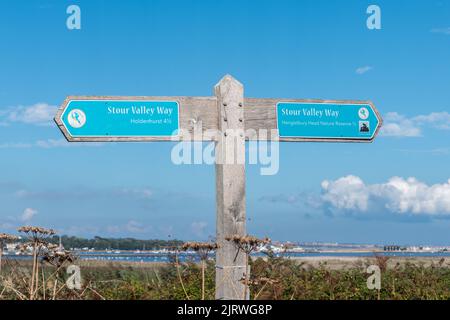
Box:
[1,228,449,300]
[1,255,449,300]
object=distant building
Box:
[6,242,20,252]
[384,245,401,251]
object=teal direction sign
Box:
[276,101,382,142]
[55,97,180,141]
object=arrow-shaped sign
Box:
[276,100,382,141]
[55,97,181,141]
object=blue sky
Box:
[1,0,450,245]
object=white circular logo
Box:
[67,109,86,128]
[358,107,369,120]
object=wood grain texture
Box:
[214,75,247,300]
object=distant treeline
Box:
[46,236,183,250]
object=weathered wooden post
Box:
[55,74,383,301]
[214,75,248,300]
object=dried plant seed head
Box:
[182,241,219,252]
[0,233,19,242]
[225,235,271,254]
[225,235,270,246]
[18,226,56,235]
[181,241,219,261]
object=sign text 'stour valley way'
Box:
[276,101,381,141]
[57,99,180,139]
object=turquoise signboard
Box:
[59,99,179,138]
[276,101,381,141]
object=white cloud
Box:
[413,112,450,130]
[190,221,208,237]
[381,111,450,137]
[396,147,450,156]
[14,186,154,202]
[380,112,422,137]
[20,208,38,222]
[5,103,57,126]
[321,176,369,211]
[0,222,15,230]
[61,225,99,236]
[35,139,71,148]
[118,188,153,200]
[0,142,33,149]
[125,220,151,234]
[106,225,121,234]
[321,175,450,216]
[0,139,103,149]
[355,66,373,75]
[35,138,103,148]
[431,27,450,35]
[381,123,421,137]
[103,220,152,234]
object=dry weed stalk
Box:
[225,235,270,299]
[0,233,18,274]
[163,244,191,300]
[246,277,280,300]
[42,245,76,268]
[18,226,55,300]
[373,254,390,272]
[182,242,219,300]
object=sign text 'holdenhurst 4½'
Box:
[59,99,179,138]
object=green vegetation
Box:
[1,255,450,300]
[45,236,183,251]
[1,227,449,300]
[249,256,450,300]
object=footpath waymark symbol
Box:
[359,107,369,120]
[55,75,383,300]
[67,109,86,128]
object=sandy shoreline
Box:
[5,255,449,270]
[285,256,449,269]
[68,256,449,270]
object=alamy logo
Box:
[66,5,81,30]
[366,265,381,290]
[66,265,82,290]
[366,5,381,30]
[170,127,280,176]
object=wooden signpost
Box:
[55,75,383,300]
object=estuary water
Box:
[6,251,450,263]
